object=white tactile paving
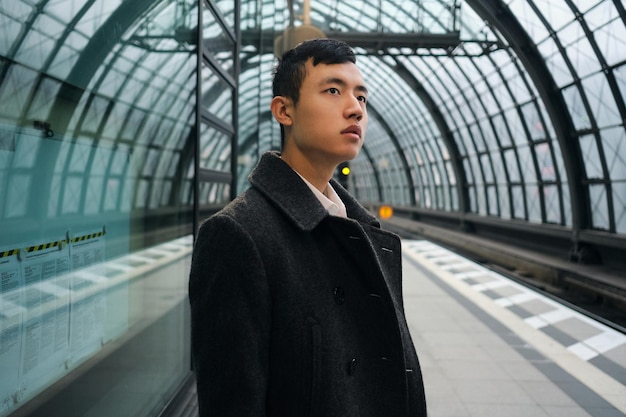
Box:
[402,239,626,415]
[525,309,576,329]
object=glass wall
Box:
[0,1,198,416]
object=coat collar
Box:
[248,151,380,232]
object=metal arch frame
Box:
[466,0,586,244]
[363,105,408,204]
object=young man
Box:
[189,38,427,417]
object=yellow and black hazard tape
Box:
[25,239,67,253]
[71,230,105,244]
[0,248,19,258]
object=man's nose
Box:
[345,95,364,120]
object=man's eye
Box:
[327,88,339,94]
[358,96,367,103]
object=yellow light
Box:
[341,166,351,176]
[378,205,393,219]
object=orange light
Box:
[378,205,393,219]
[341,166,351,176]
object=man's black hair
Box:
[272,38,356,106]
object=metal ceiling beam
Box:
[240,30,462,55]
[325,30,461,51]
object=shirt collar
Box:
[294,171,348,218]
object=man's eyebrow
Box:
[321,77,369,95]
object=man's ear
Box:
[270,96,293,127]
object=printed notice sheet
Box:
[68,229,107,364]
[17,239,71,408]
[0,247,22,414]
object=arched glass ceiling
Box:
[233,0,626,247]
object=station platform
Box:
[401,239,626,417]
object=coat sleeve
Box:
[189,214,271,417]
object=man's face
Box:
[285,59,368,167]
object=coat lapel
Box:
[248,152,327,232]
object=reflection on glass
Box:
[0,0,197,416]
[201,66,234,125]
[203,6,235,75]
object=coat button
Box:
[333,287,345,304]
[347,358,358,375]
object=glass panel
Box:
[544,184,561,224]
[535,142,556,182]
[614,182,626,234]
[526,184,541,223]
[492,114,512,147]
[579,134,604,180]
[504,108,527,146]
[590,11,626,67]
[213,0,236,30]
[534,1,575,31]
[517,145,537,184]
[491,150,506,183]
[581,72,621,128]
[511,185,525,219]
[487,185,498,215]
[562,183,572,227]
[507,0,550,41]
[498,184,510,219]
[562,85,591,131]
[480,153,494,183]
[200,181,231,205]
[200,123,231,172]
[540,37,574,88]
[559,24,601,79]
[602,126,626,181]
[0,1,197,416]
[521,102,545,141]
[615,64,626,105]
[467,185,477,212]
[589,183,609,230]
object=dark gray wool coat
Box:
[189,151,427,417]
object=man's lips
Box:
[341,125,362,138]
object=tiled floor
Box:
[402,239,626,417]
